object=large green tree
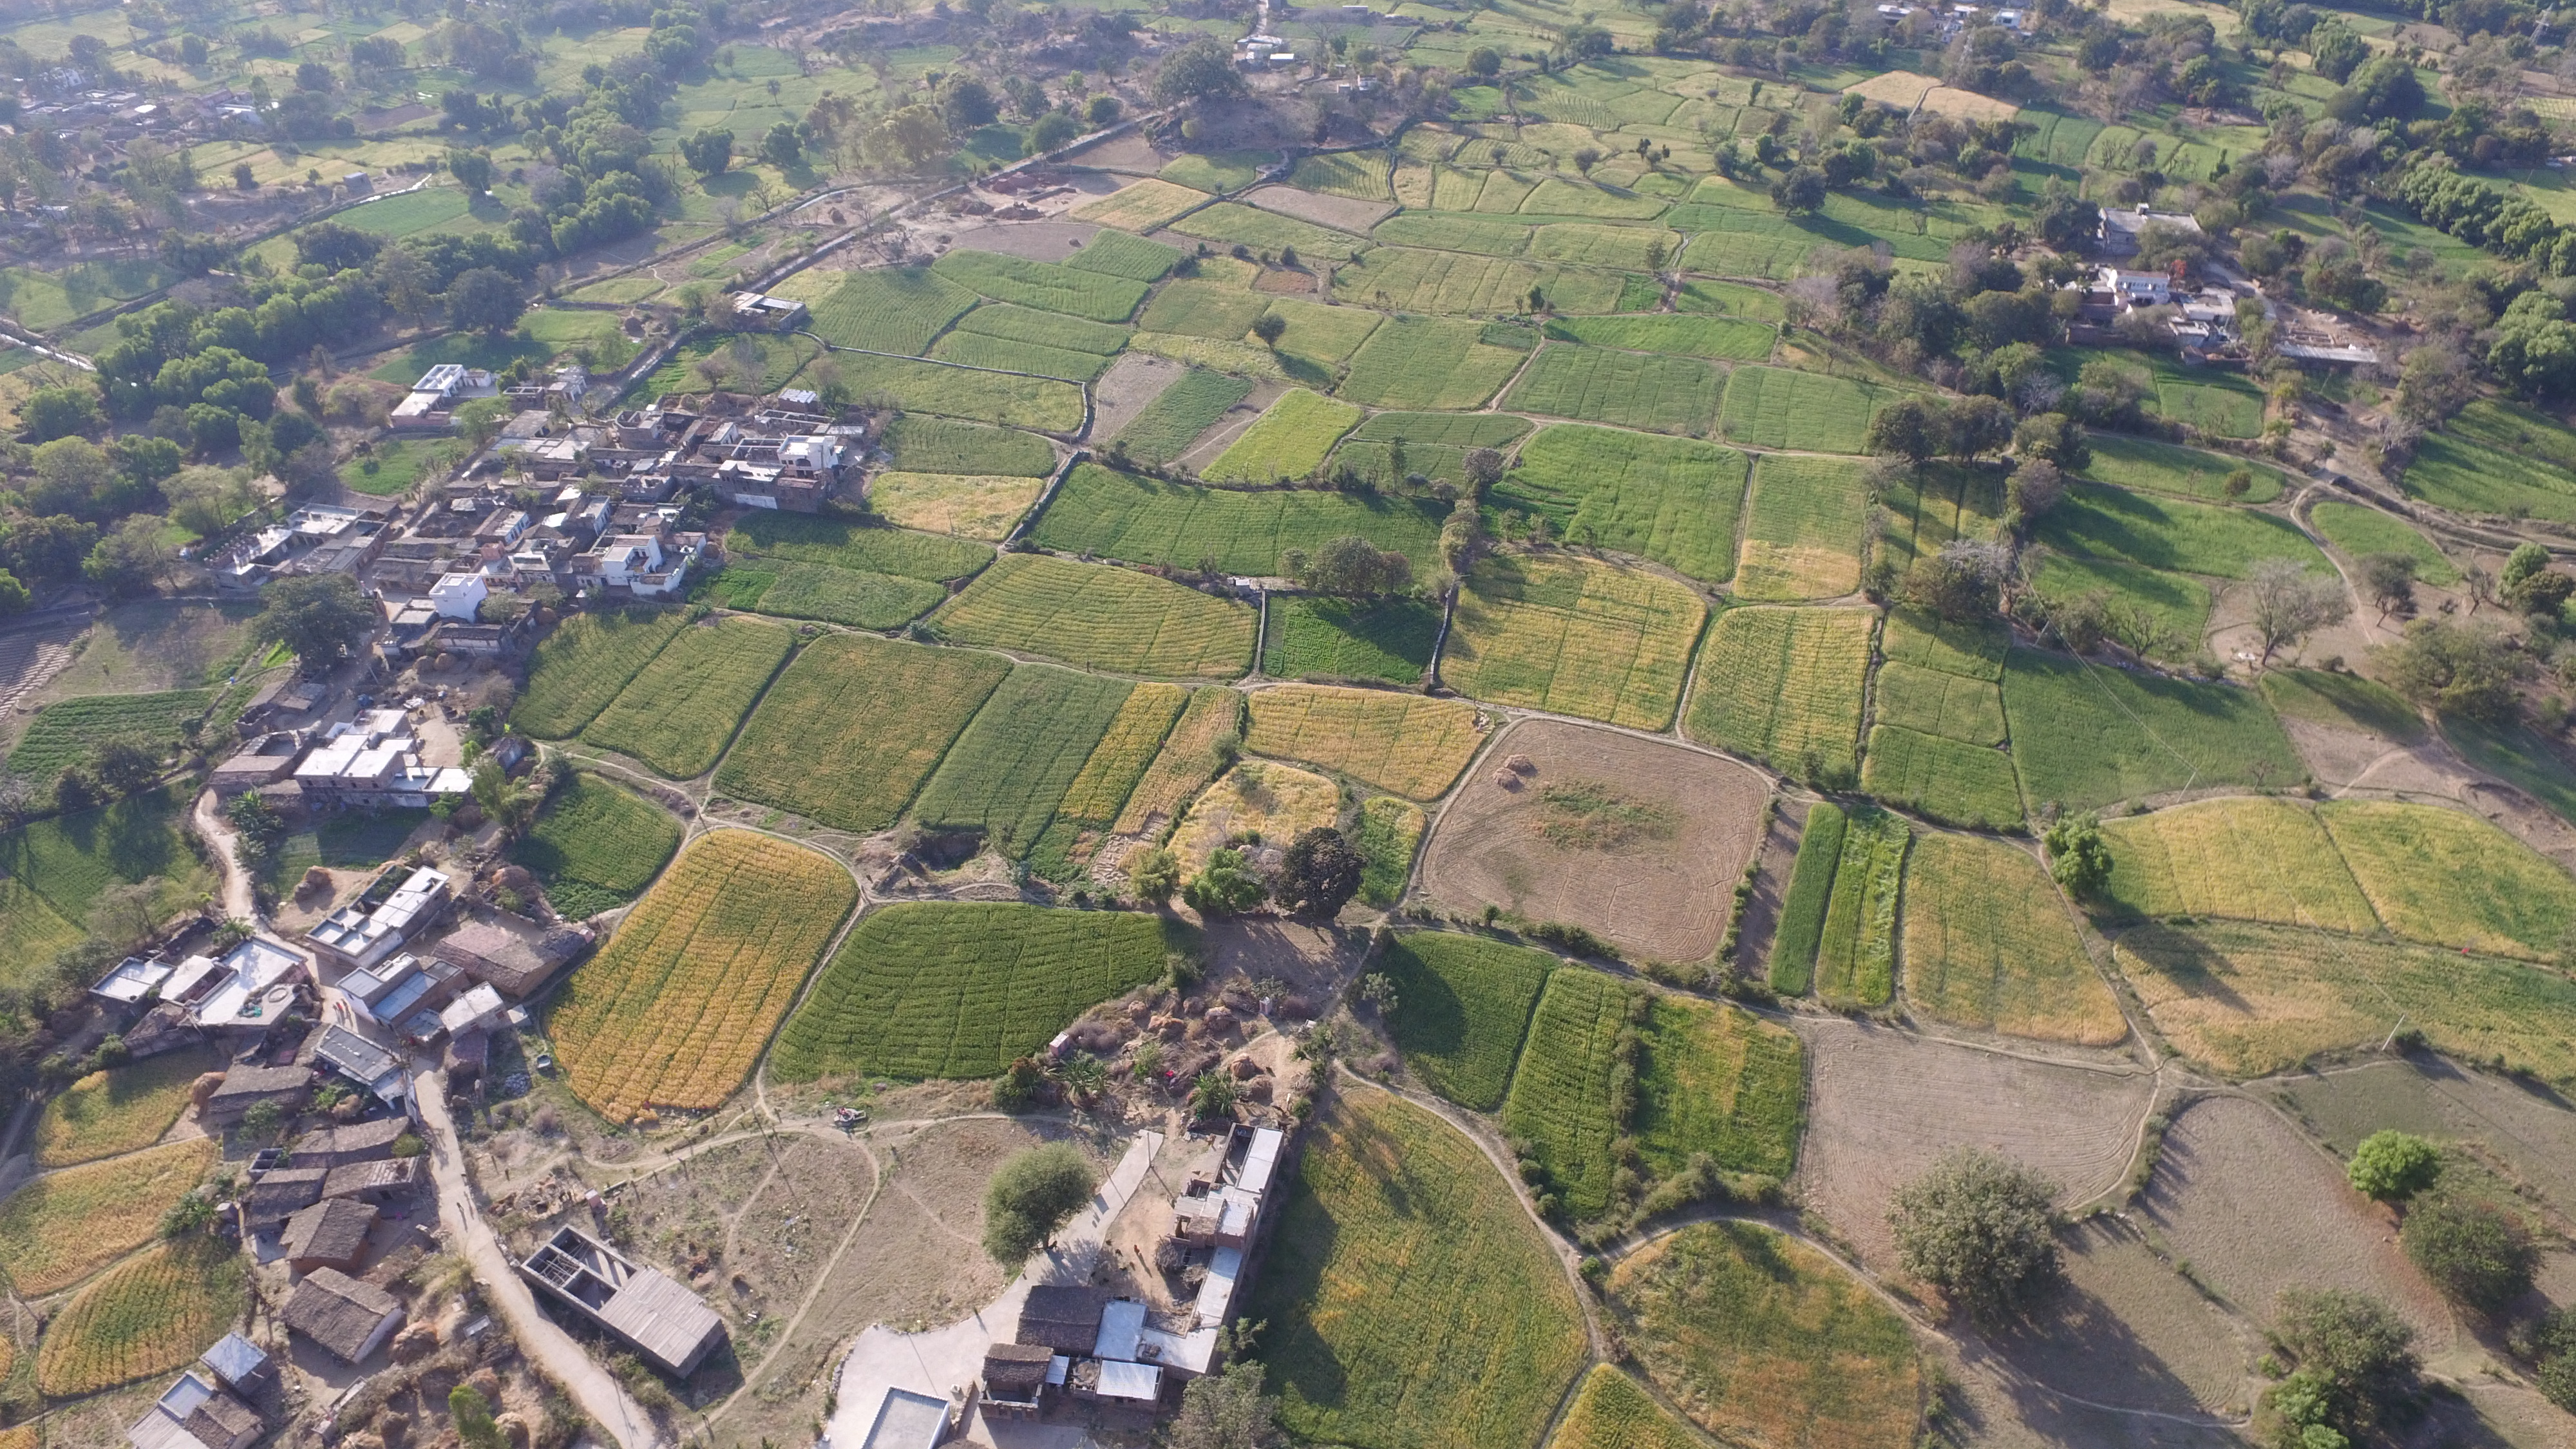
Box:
[253,573,375,666]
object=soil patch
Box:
[2264,1057,2576,1222]
[1793,1020,2150,1268]
[1173,379,1287,473]
[1064,133,1168,173]
[1087,350,1186,444]
[1938,1341,2249,1449]
[1732,795,1806,987]
[1200,916,1367,1007]
[2140,1095,2451,1343]
[1243,184,1396,233]
[941,220,1104,263]
[1417,720,1768,963]
[1985,1216,2254,1417]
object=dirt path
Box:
[191,788,258,923]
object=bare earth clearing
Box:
[1985,1215,2254,1418]
[1243,183,1399,232]
[941,220,1106,262]
[1089,351,1188,443]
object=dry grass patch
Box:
[0,1139,214,1294]
[1245,685,1483,800]
[2317,800,2576,959]
[1115,687,1245,836]
[1172,761,1340,873]
[1901,832,2124,1045]
[1548,1367,1704,1449]
[1683,606,1872,776]
[1068,177,1209,232]
[1441,554,1707,730]
[932,554,1258,679]
[1735,454,1871,600]
[35,1048,211,1168]
[2098,797,2378,933]
[867,471,1045,540]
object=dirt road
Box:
[191,788,258,922]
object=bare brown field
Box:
[1794,1021,2150,1268]
[1985,1216,2254,1418]
[1089,352,1187,443]
[1417,721,1769,963]
[2265,1058,2576,1223]
[2140,1096,2451,1342]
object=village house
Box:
[280,1268,405,1365]
[391,363,501,431]
[518,1226,727,1376]
[430,917,591,997]
[199,1063,312,1127]
[125,1368,263,1449]
[292,712,473,811]
[285,1117,411,1170]
[209,731,309,797]
[279,1197,378,1276]
[307,867,454,972]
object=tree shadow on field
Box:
[2107,922,2255,1019]
[1978,1218,2230,1421]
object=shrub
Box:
[2400,1196,2536,1315]
[2535,1307,2576,1412]
[982,1142,1095,1264]
[1183,847,1266,916]
[2041,811,2110,896]
[2345,1130,2439,1201]
[1888,1148,2060,1323]
[2273,1288,2416,1435]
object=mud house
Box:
[285,1117,411,1169]
[279,1197,378,1276]
[199,1063,312,1127]
[125,1368,263,1449]
[280,1268,404,1365]
[430,917,591,998]
[518,1226,726,1376]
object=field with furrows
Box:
[1245,685,1484,800]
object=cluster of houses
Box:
[209,704,477,826]
[2068,206,2383,367]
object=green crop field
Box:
[2001,649,2304,810]
[928,330,1119,382]
[1170,202,1369,260]
[1291,151,1395,199]
[1717,365,1891,453]
[1263,596,1442,683]
[1881,606,2006,680]
[1674,276,1788,319]
[1542,313,1775,361]
[1115,687,1245,835]
[1204,389,1368,482]
[511,609,692,739]
[1878,461,2005,572]
[1048,685,1187,828]
[1502,967,1632,1219]
[1374,213,1533,254]
[2098,797,2378,933]
[510,772,683,922]
[1380,931,1554,1110]
[1443,554,1707,730]
[1488,425,1747,584]
[1528,222,1678,269]
[1770,802,1846,994]
[1902,831,2123,1043]
[2260,668,2426,742]
[1264,298,1387,374]
[35,1049,213,1170]
[933,554,1257,677]
[1634,993,1803,1179]
[955,301,1139,354]
[6,690,213,781]
[730,509,994,582]
[716,632,1011,833]
[0,793,205,973]
[802,265,979,353]
[1814,805,1907,1009]
[930,248,1149,322]
[1860,726,2025,831]
[1682,607,1872,776]
[33,1237,243,1397]
[1736,453,1870,600]
[1607,1222,1922,1449]
[2443,717,2576,826]
[1874,660,2005,744]
[770,902,1177,1080]
[1338,317,1532,410]
[867,472,1044,541]
[705,562,950,630]
[1067,229,1182,281]
[641,330,819,399]
[2402,399,2576,522]
[832,351,1085,432]
[882,415,1056,476]
[1502,345,1723,434]
[1162,150,1273,192]
[2114,919,2576,1083]
[1138,281,1273,340]
[1336,411,1534,490]
[1246,685,1484,800]
[2029,555,2212,661]
[2034,484,2329,580]
[2152,374,2266,439]
[2309,502,2460,585]
[581,617,793,779]
[1331,247,1623,316]
[2077,433,2284,504]
[1032,465,1443,574]
[2317,800,2576,960]
[1113,369,1253,469]
[911,667,1135,857]
[1549,1368,1705,1449]
[1357,796,1428,908]
[1250,1090,1590,1449]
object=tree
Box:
[1945,394,2016,461]
[2378,618,2526,721]
[1770,165,1827,214]
[1156,38,1246,108]
[2041,811,2109,896]
[446,147,494,192]
[2012,412,2088,471]
[679,127,734,176]
[450,1387,507,1449]
[83,516,174,598]
[982,1142,1095,1264]
[1030,110,1082,152]
[160,1191,218,1238]
[761,121,802,169]
[1294,536,1413,596]
[2358,553,2416,621]
[2347,1130,2439,1200]
[1466,46,1502,77]
[944,78,999,131]
[446,266,527,336]
[2245,558,2351,666]
[294,221,381,273]
[2007,459,2065,522]
[91,734,164,797]
[2401,1195,2536,1315]
[1130,846,1181,904]
[1276,828,1363,918]
[2537,1308,2576,1412]
[1183,847,1266,916]
[233,162,258,191]
[1562,22,1615,57]
[471,757,540,838]
[1250,312,1287,346]
[29,436,118,518]
[2273,1289,2416,1436]
[20,385,101,443]
[2308,21,2367,80]
[1888,1148,2060,1323]
[162,464,250,540]
[1166,1360,1285,1449]
[1866,395,1945,469]
[253,573,375,667]
[2499,541,2572,614]
[1088,95,1122,128]
[1904,539,2007,621]
[0,572,28,617]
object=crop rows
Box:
[1873,659,2005,744]
[1202,390,1368,484]
[1336,317,1529,410]
[956,298,1141,353]
[716,633,1011,833]
[1542,313,1775,361]
[1716,365,1891,453]
[1528,223,1681,269]
[1289,151,1395,200]
[1137,281,1271,341]
[929,248,1150,323]
[513,608,692,739]
[0,794,205,957]
[1264,298,1385,372]
[509,772,682,921]
[772,902,1174,1081]
[8,690,213,781]
[1901,831,2124,1044]
[2318,800,2576,960]
[832,351,1084,432]
[0,1139,216,1295]
[882,415,1056,477]
[1066,229,1183,281]
[36,1050,210,1170]
[1443,554,1706,730]
[931,554,1258,679]
[2029,556,2210,662]
[1169,202,1368,260]
[1070,178,1210,233]
[1054,683,1187,824]
[1633,994,1803,1179]
[929,330,1119,383]
[35,1238,245,1396]
[1858,726,2024,831]
[1814,806,1907,1009]
[1356,796,1426,909]
[1114,687,1245,834]
[1262,596,1441,684]
[802,265,978,353]
[1683,607,1872,775]
[728,511,992,581]
[1769,802,1845,994]
[1734,453,1870,600]
[2310,502,2460,585]
[1331,247,1623,316]
[1880,607,2005,681]
[1549,1368,1704,1449]
[1173,761,1340,871]
[2000,648,2303,811]
[1876,462,2006,573]
[1489,425,1747,584]
[1379,932,1553,1110]
[1112,368,1253,466]
[867,471,1045,541]
[2078,433,2282,504]
[549,831,857,1121]
[1501,967,1632,1219]
[1245,685,1482,800]
[1502,344,1722,435]
[2034,484,2328,581]
[582,617,793,779]
[2098,797,2378,932]
[1372,213,1534,255]
[912,667,1137,857]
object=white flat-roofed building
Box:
[192,938,307,1030]
[428,571,487,621]
[307,867,451,972]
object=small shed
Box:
[981,1342,1053,1415]
[1015,1285,1106,1354]
[202,1065,312,1126]
[198,1333,274,1397]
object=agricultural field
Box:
[1137,281,1273,341]
[2098,797,2378,933]
[1051,685,1188,828]
[1262,597,1441,684]
[513,609,693,739]
[1064,230,1180,281]
[2259,668,2426,744]
[833,351,1086,433]
[1735,454,1871,600]
[2028,555,2212,662]
[1110,368,1254,465]
[1900,832,2125,1044]
[1873,660,2005,744]
[882,415,1057,477]
[2307,502,2460,585]
[549,831,857,1122]
[1031,464,1443,575]
[2077,433,2284,504]
[1501,967,1632,1218]
[771,903,1177,1081]
[1333,410,1533,491]
[1070,178,1211,232]
[728,511,994,582]
[1813,806,1908,1010]
[1487,425,1748,584]
[1882,606,2006,680]
[34,1238,245,1397]
[2401,399,2576,522]
[930,249,1149,323]
[1336,317,1531,410]
[1501,345,1725,435]
[1859,726,2025,831]
[715,633,1010,834]
[1170,202,1369,261]
[2033,484,2329,580]
[1548,1368,1705,1449]
[1876,461,2005,573]
[2000,649,2303,810]
[1608,1222,1922,1449]
[2114,920,2576,1083]
[1682,607,1873,776]
[1633,994,1803,1179]
[1262,298,1387,375]
[1171,761,1340,873]
[1356,796,1427,908]
[1249,1090,1590,1449]
[1378,931,1554,1110]
[1441,554,1706,730]
[1716,366,1892,453]
[703,560,951,631]
[35,1049,213,1170]
[868,471,1046,541]
[509,772,683,922]
[929,328,1122,382]
[8,690,213,781]
[911,667,1135,857]
[0,794,211,976]
[931,554,1257,678]
[1114,687,1246,835]
[1770,802,1844,995]
[1331,247,1622,316]
[580,616,793,779]
[0,1139,215,1295]
[2315,800,2576,959]
[1543,313,1776,361]
[953,303,1139,357]
[1244,685,1484,800]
